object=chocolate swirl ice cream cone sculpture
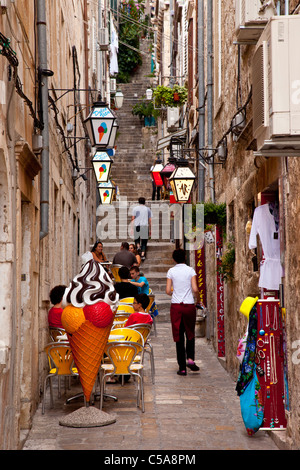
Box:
[61,259,119,402]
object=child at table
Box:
[48,285,67,328]
[125,294,153,327]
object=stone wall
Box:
[202,0,300,448]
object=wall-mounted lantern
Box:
[92,151,113,183]
[114,90,124,109]
[150,159,164,187]
[98,180,115,204]
[160,158,176,190]
[84,98,116,149]
[169,160,195,203]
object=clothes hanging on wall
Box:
[249,203,282,290]
[110,19,119,76]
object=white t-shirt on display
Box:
[249,203,282,290]
[167,263,197,304]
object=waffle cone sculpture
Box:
[61,259,119,402]
[67,319,113,402]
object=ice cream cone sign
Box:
[61,259,119,402]
[98,122,107,142]
[103,190,109,202]
[99,164,107,180]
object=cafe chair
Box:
[146,293,157,336]
[110,264,123,283]
[112,312,131,329]
[116,304,134,314]
[130,323,155,383]
[49,327,67,342]
[119,297,134,304]
[42,342,78,414]
[99,340,145,412]
[105,328,144,385]
[109,327,144,345]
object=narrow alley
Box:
[22,320,281,452]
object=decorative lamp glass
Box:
[160,160,176,190]
[150,161,164,187]
[98,180,115,204]
[92,151,113,183]
[107,120,119,149]
[84,99,116,149]
[169,162,195,202]
[114,90,124,109]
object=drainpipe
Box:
[285,0,289,15]
[37,0,50,239]
[197,0,205,202]
[98,0,103,96]
[207,0,215,203]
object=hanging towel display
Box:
[239,365,264,436]
[236,303,258,396]
[236,302,264,435]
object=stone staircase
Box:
[110,38,157,200]
[97,38,175,320]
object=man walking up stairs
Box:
[97,37,175,320]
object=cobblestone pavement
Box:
[22,321,281,452]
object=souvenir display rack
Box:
[256,299,287,430]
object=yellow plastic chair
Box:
[99,340,145,412]
[110,264,123,283]
[49,327,67,342]
[116,304,134,314]
[112,312,131,329]
[146,294,154,312]
[130,323,155,383]
[146,293,157,336]
[119,297,134,304]
[42,342,78,414]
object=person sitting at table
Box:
[129,243,141,267]
[125,294,153,327]
[113,241,137,269]
[91,240,108,263]
[129,266,150,295]
[115,266,139,299]
[48,285,67,329]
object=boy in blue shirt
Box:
[129,266,150,295]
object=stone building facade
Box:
[0,0,113,449]
[153,0,300,449]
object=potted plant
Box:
[204,201,226,230]
[132,99,160,126]
[153,84,188,108]
[217,241,235,282]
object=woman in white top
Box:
[166,249,200,376]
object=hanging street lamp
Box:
[150,159,164,187]
[114,90,124,109]
[146,88,153,100]
[160,157,176,190]
[84,97,116,149]
[98,180,115,204]
[91,151,113,183]
[169,160,196,203]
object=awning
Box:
[156,128,187,151]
